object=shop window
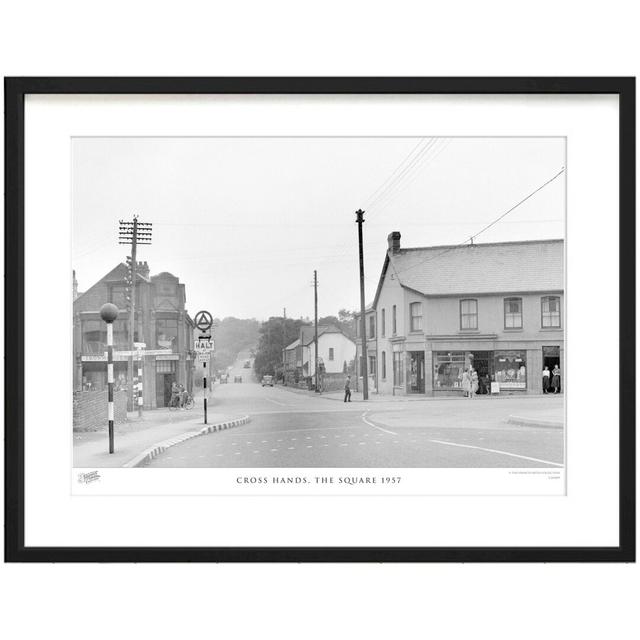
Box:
[541,296,561,328]
[504,297,523,329]
[381,308,386,337]
[369,315,375,339]
[156,318,179,350]
[433,351,466,390]
[328,347,334,361]
[494,351,527,389]
[392,305,397,335]
[381,351,386,379]
[410,302,423,332]
[393,351,404,387]
[460,299,478,330]
[82,318,128,352]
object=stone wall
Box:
[73,390,128,432]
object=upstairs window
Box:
[541,296,561,328]
[460,299,478,330]
[369,315,375,339]
[328,347,334,361]
[392,305,397,335]
[381,308,386,337]
[409,302,423,332]
[504,297,523,329]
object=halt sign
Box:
[194,337,214,352]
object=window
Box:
[541,296,561,328]
[328,347,334,361]
[409,302,423,332]
[369,315,375,339]
[433,351,466,389]
[369,355,376,379]
[494,351,527,389]
[381,351,386,379]
[504,297,523,329]
[392,305,397,335]
[156,318,179,350]
[381,309,386,337]
[460,299,478,330]
[393,351,404,387]
[82,318,128,352]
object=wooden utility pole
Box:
[314,270,319,393]
[119,215,152,411]
[283,307,287,385]
[355,209,368,400]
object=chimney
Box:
[388,231,401,254]
[137,260,150,279]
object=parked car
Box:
[243,360,251,368]
[220,374,228,384]
[234,375,242,383]
[261,375,274,387]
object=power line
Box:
[393,166,566,277]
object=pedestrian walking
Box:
[462,368,471,398]
[551,365,561,393]
[344,375,352,402]
[542,366,551,393]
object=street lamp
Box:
[100,302,119,453]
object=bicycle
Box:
[169,393,195,410]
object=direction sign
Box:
[197,352,211,363]
[194,310,213,332]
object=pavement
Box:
[139,355,565,469]
[73,405,246,468]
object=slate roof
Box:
[382,239,563,298]
[299,324,347,346]
[284,338,300,351]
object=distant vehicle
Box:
[234,375,242,383]
[220,374,229,384]
[261,375,274,387]
[244,360,251,368]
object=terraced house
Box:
[366,232,564,396]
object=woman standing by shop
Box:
[551,365,561,393]
[470,367,479,399]
[462,368,471,398]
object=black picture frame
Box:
[4,77,635,563]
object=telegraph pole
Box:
[355,209,369,400]
[314,270,320,393]
[283,307,287,385]
[119,216,152,411]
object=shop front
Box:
[432,349,528,395]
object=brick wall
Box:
[73,390,128,432]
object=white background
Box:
[1,1,638,639]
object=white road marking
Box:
[428,439,564,467]
[253,450,259,454]
[306,445,313,449]
[261,440,268,443]
[246,441,252,444]
[270,449,278,452]
[235,452,241,456]
[288,446,294,450]
[306,436,311,440]
[362,412,398,436]
[216,454,224,457]
[340,443,348,447]
[264,397,289,406]
[358,442,366,445]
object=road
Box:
[143,355,564,468]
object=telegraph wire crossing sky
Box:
[72,137,565,320]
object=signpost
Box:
[193,310,214,424]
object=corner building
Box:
[73,262,195,408]
[371,232,564,396]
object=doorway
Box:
[155,359,177,407]
[469,351,492,394]
[543,346,561,393]
[409,351,425,393]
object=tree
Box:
[254,316,308,378]
[210,317,260,371]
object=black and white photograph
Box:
[72,135,566,480]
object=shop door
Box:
[156,373,176,407]
[409,351,425,393]
[469,351,492,394]
[543,346,561,392]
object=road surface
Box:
[142,356,564,468]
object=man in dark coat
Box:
[344,375,352,402]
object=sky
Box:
[72,136,565,321]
